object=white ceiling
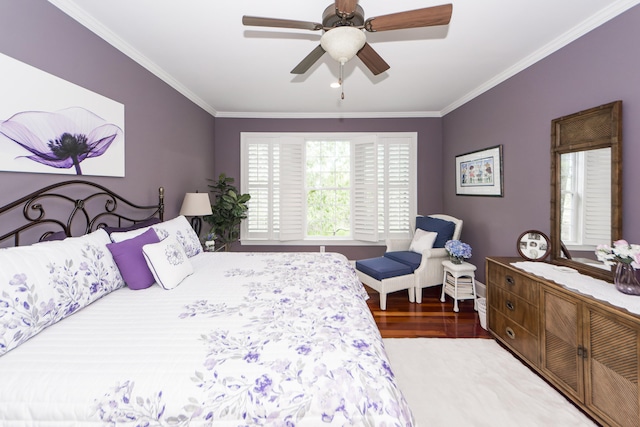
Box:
[49,0,640,118]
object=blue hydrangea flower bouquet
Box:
[445,239,472,264]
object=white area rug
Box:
[383,338,597,427]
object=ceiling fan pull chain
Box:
[340,61,345,100]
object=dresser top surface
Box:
[486,257,640,321]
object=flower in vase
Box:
[445,240,472,260]
[596,240,640,268]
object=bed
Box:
[0,180,413,426]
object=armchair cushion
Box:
[384,251,422,271]
[356,257,413,281]
[416,216,456,248]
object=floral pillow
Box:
[110,215,202,258]
[142,235,193,290]
[0,229,123,356]
[150,215,202,257]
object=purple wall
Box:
[2,2,638,282]
[443,5,640,280]
[0,1,215,224]
[216,6,640,280]
[214,117,442,259]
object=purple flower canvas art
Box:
[0,51,125,177]
[0,107,122,175]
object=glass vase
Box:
[450,255,463,265]
[614,262,640,296]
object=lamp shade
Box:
[320,26,366,64]
[179,193,213,216]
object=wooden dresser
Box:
[486,257,640,427]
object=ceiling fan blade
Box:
[357,43,390,76]
[335,0,358,17]
[242,16,323,31]
[291,45,326,74]
[365,4,452,32]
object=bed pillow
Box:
[142,235,193,290]
[150,215,202,257]
[102,217,161,235]
[409,229,438,253]
[106,228,160,290]
[110,216,202,258]
[0,229,123,356]
[109,227,148,243]
[415,216,456,248]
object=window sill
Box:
[240,239,386,247]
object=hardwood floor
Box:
[365,285,492,339]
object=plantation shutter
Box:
[278,137,305,241]
[241,132,416,244]
[353,136,378,242]
[559,152,578,243]
[242,135,275,240]
[582,148,611,245]
[379,135,415,239]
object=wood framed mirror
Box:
[550,100,622,282]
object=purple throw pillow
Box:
[102,217,161,235]
[106,228,160,290]
[41,231,69,241]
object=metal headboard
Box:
[0,180,164,246]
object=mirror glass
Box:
[558,148,611,269]
[550,101,622,282]
[517,230,551,261]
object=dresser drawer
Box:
[488,263,539,304]
[489,285,539,335]
[490,307,539,366]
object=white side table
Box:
[441,260,477,312]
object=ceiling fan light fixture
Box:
[320,26,366,64]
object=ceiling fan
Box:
[242,1,453,76]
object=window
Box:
[306,139,351,237]
[560,148,611,250]
[241,132,417,245]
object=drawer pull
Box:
[506,300,515,311]
[505,327,515,340]
[505,275,515,286]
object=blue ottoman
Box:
[355,257,416,310]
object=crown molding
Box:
[49,0,640,120]
[441,0,640,116]
[48,0,218,117]
[214,110,442,119]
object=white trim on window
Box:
[240,132,417,246]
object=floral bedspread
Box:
[0,251,413,426]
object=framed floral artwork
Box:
[455,145,503,196]
[0,52,124,177]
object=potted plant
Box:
[203,173,250,251]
